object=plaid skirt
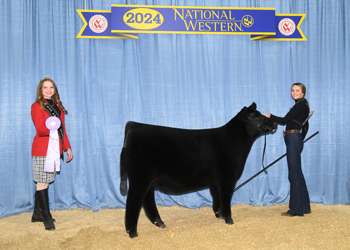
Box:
[33,156,57,183]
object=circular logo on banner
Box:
[89,15,108,33]
[242,15,254,27]
[278,18,296,36]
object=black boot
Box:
[44,188,55,222]
[32,191,55,223]
[36,189,55,230]
[32,191,44,223]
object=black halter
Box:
[242,114,263,127]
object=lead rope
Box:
[262,134,268,174]
[233,131,319,194]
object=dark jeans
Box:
[284,133,311,216]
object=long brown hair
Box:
[36,77,68,114]
[292,82,309,108]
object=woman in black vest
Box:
[265,83,311,216]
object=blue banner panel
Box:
[76,10,138,39]
[110,5,276,35]
[251,14,306,41]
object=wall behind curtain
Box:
[0,0,349,218]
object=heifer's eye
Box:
[251,113,264,125]
[250,112,259,121]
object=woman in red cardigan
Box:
[31,77,73,230]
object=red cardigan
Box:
[31,100,71,156]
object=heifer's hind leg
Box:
[125,181,150,238]
[143,187,166,228]
[210,185,222,219]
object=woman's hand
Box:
[66,148,73,162]
[264,113,271,118]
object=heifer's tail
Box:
[120,147,128,195]
[120,121,133,195]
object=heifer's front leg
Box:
[143,187,166,228]
[209,185,222,219]
[218,185,235,225]
[125,183,149,238]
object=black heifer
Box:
[120,103,277,238]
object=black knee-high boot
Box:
[32,191,44,223]
[36,189,55,230]
[32,190,55,223]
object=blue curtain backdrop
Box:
[0,0,349,218]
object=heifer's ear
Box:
[248,102,257,110]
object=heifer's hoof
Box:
[225,217,234,225]
[128,231,138,238]
[154,221,166,228]
[215,211,223,219]
[158,223,167,229]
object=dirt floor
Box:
[0,204,349,250]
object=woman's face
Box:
[42,81,55,99]
[291,85,304,100]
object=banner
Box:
[111,5,276,36]
[77,5,306,41]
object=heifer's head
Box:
[239,103,277,137]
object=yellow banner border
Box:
[110,4,275,10]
